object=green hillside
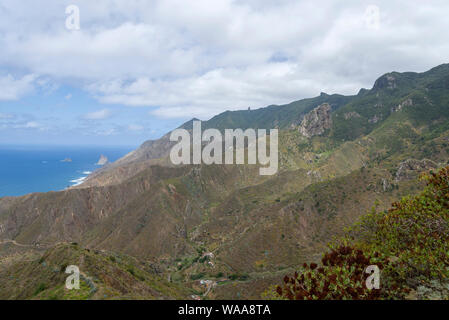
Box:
[1,64,449,300]
[0,243,191,300]
[271,166,449,300]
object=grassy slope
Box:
[0,243,191,300]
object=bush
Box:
[190,273,205,281]
[350,167,449,282]
[229,274,239,280]
[34,283,47,296]
[60,263,68,273]
[274,246,405,300]
[229,273,249,281]
[271,166,449,300]
[127,267,135,276]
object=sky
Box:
[0,0,449,146]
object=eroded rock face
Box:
[368,114,382,124]
[344,111,361,120]
[406,280,449,300]
[391,98,413,113]
[374,74,397,90]
[395,159,437,182]
[299,103,332,138]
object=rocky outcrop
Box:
[344,111,361,120]
[406,279,449,300]
[368,114,382,124]
[374,74,397,90]
[381,178,390,192]
[96,155,109,166]
[299,103,332,138]
[391,98,413,113]
[395,159,437,182]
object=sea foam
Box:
[70,176,87,186]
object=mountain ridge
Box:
[79,63,449,188]
[1,63,449,299]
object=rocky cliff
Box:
[299,103,332,138]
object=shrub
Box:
[190,273,205,281]
[272,166,449,300]
[34,283,47,296]
[127,267,135,276]
[349,167,449,282]
[229,274,239,280]
[229,273,249,281]
[274,246,402,300]
[60,263,68,273]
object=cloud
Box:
[0,113,42,130]
[1,0,449,120]
[83,109,112,120]
[128,124,144,131]
[9,120,46,131]
[93,128,117,136]
[89,62,327,119]
[22,121,41,129]
[0,74,37,100]
[0,113,14,119]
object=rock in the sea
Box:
[96,154,109,166]
[299,103,332,138]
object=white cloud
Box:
[89,62,326,118]
[0,114,42,130]
[128,124,144,131]
[93,128,117,136]
[83,109,112,120]
[1,0,449,119]
[10,121,46,130]
[0,113,14,119]
[23,121,41,128]
[0,74,37,100]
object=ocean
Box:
[0,145,133,198]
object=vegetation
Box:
[271,166,449,299]
[0,243,192,300]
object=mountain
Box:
[1,64,449,299]
[81,64,449,188]
[79,94,353,187]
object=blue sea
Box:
[0,145,133,198]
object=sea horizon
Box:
[0,144,133,198]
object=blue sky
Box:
[0,84,184,147]
[1,0,449,146]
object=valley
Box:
[1,64,449,299]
